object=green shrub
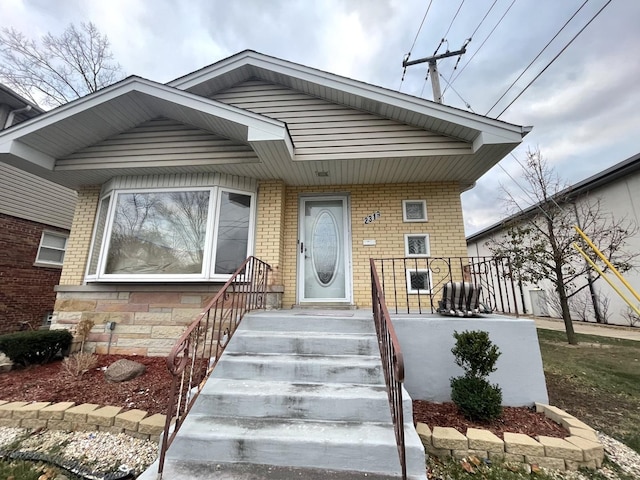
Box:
[450,330,503,421]
[451,330,500,378]
[0,329,73,367]
[451,375,503,422]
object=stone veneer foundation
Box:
[416,403,605,472]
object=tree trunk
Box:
[557,279,577,344]
[547,217,577,344]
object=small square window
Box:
[402,200,427,222]
[36,232,68,266]
[404,234,430,257]
[406,269,432,294]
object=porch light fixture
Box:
[316,171,329,177]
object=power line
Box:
[449,0,518,88]
[496,0,613,118]
[485,0,589,116]
[399,0,434,90]
[443,0,499,94]
[433,0,465,56]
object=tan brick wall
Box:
[255,180,286,285]
[59,186,101,286]
[281,182,467,308]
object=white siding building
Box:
[467,153,640,326]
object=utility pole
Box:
[402,47,466,104]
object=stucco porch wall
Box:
[391,314,549,407]
[281,182,468,308]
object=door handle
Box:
[300,242,304,254]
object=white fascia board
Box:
[472,130,527,153]
[170,51,530,140]
[0,76,289,146]
[0,140,56,170]
[247,125,295,159]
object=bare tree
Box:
[0,22,124,108]
[488,149,637,344]
[622,306,640,328]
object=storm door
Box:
[298,195,352,303]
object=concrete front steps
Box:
[154,310,427,479]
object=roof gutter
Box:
[4,105,32,129]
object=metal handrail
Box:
[370,258,407,480]
[157,256,271,478]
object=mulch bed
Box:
[413,400,568,439]
[0,355,171,415]
[2,354,569,440]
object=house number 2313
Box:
[363,211,381,224]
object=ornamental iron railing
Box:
[157,256,270,478]
[372,256,520,316]
[370,258,407,479]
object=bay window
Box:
[86,186,255,281]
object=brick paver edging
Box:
[0,399,167,442]
[416,403,605,472]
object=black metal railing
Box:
[370,258,407,480]
[372,256,520,316]
[157,256,271,478]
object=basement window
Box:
[35,232,68,267]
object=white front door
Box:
[298,195,352,303]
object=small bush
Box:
[451,330,501,378]
[61,352,98,377]
[451,376,503,422]
[450,330,503,422]
[0,329,73,367]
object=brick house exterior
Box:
[0,85,77,333]
[0,51,529,354]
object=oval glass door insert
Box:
[311,210,339,285]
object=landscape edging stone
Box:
[416,403,605,472]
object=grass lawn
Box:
[537,328,640,453]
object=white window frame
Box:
[402,199,428,222]
[35,231,68,267]
[406,269,433,294]
[85,186,255,282]
[404,233,430,257]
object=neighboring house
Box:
[0,85,78,333]
[467,152,640,326]
[0,51,529,354]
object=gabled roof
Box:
[467,152,640,243]
[0,50,530,190]
[170,50,530,146]
[0,76,292,188]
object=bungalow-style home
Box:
[0,85,77,333]
[1,51,548,480]
[467,152,640,325]
[0,50,530,353]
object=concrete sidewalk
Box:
[533,316,640,341]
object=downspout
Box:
[4,105,32,129]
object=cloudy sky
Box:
[2,0,639,235]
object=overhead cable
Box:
[496,0,613,118]
[400,0,434,90]
[486,0,589,116]
[443,0,498,94]
[433,0,465,56]
[448,0,518,87]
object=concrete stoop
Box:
[152,310,427,479]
